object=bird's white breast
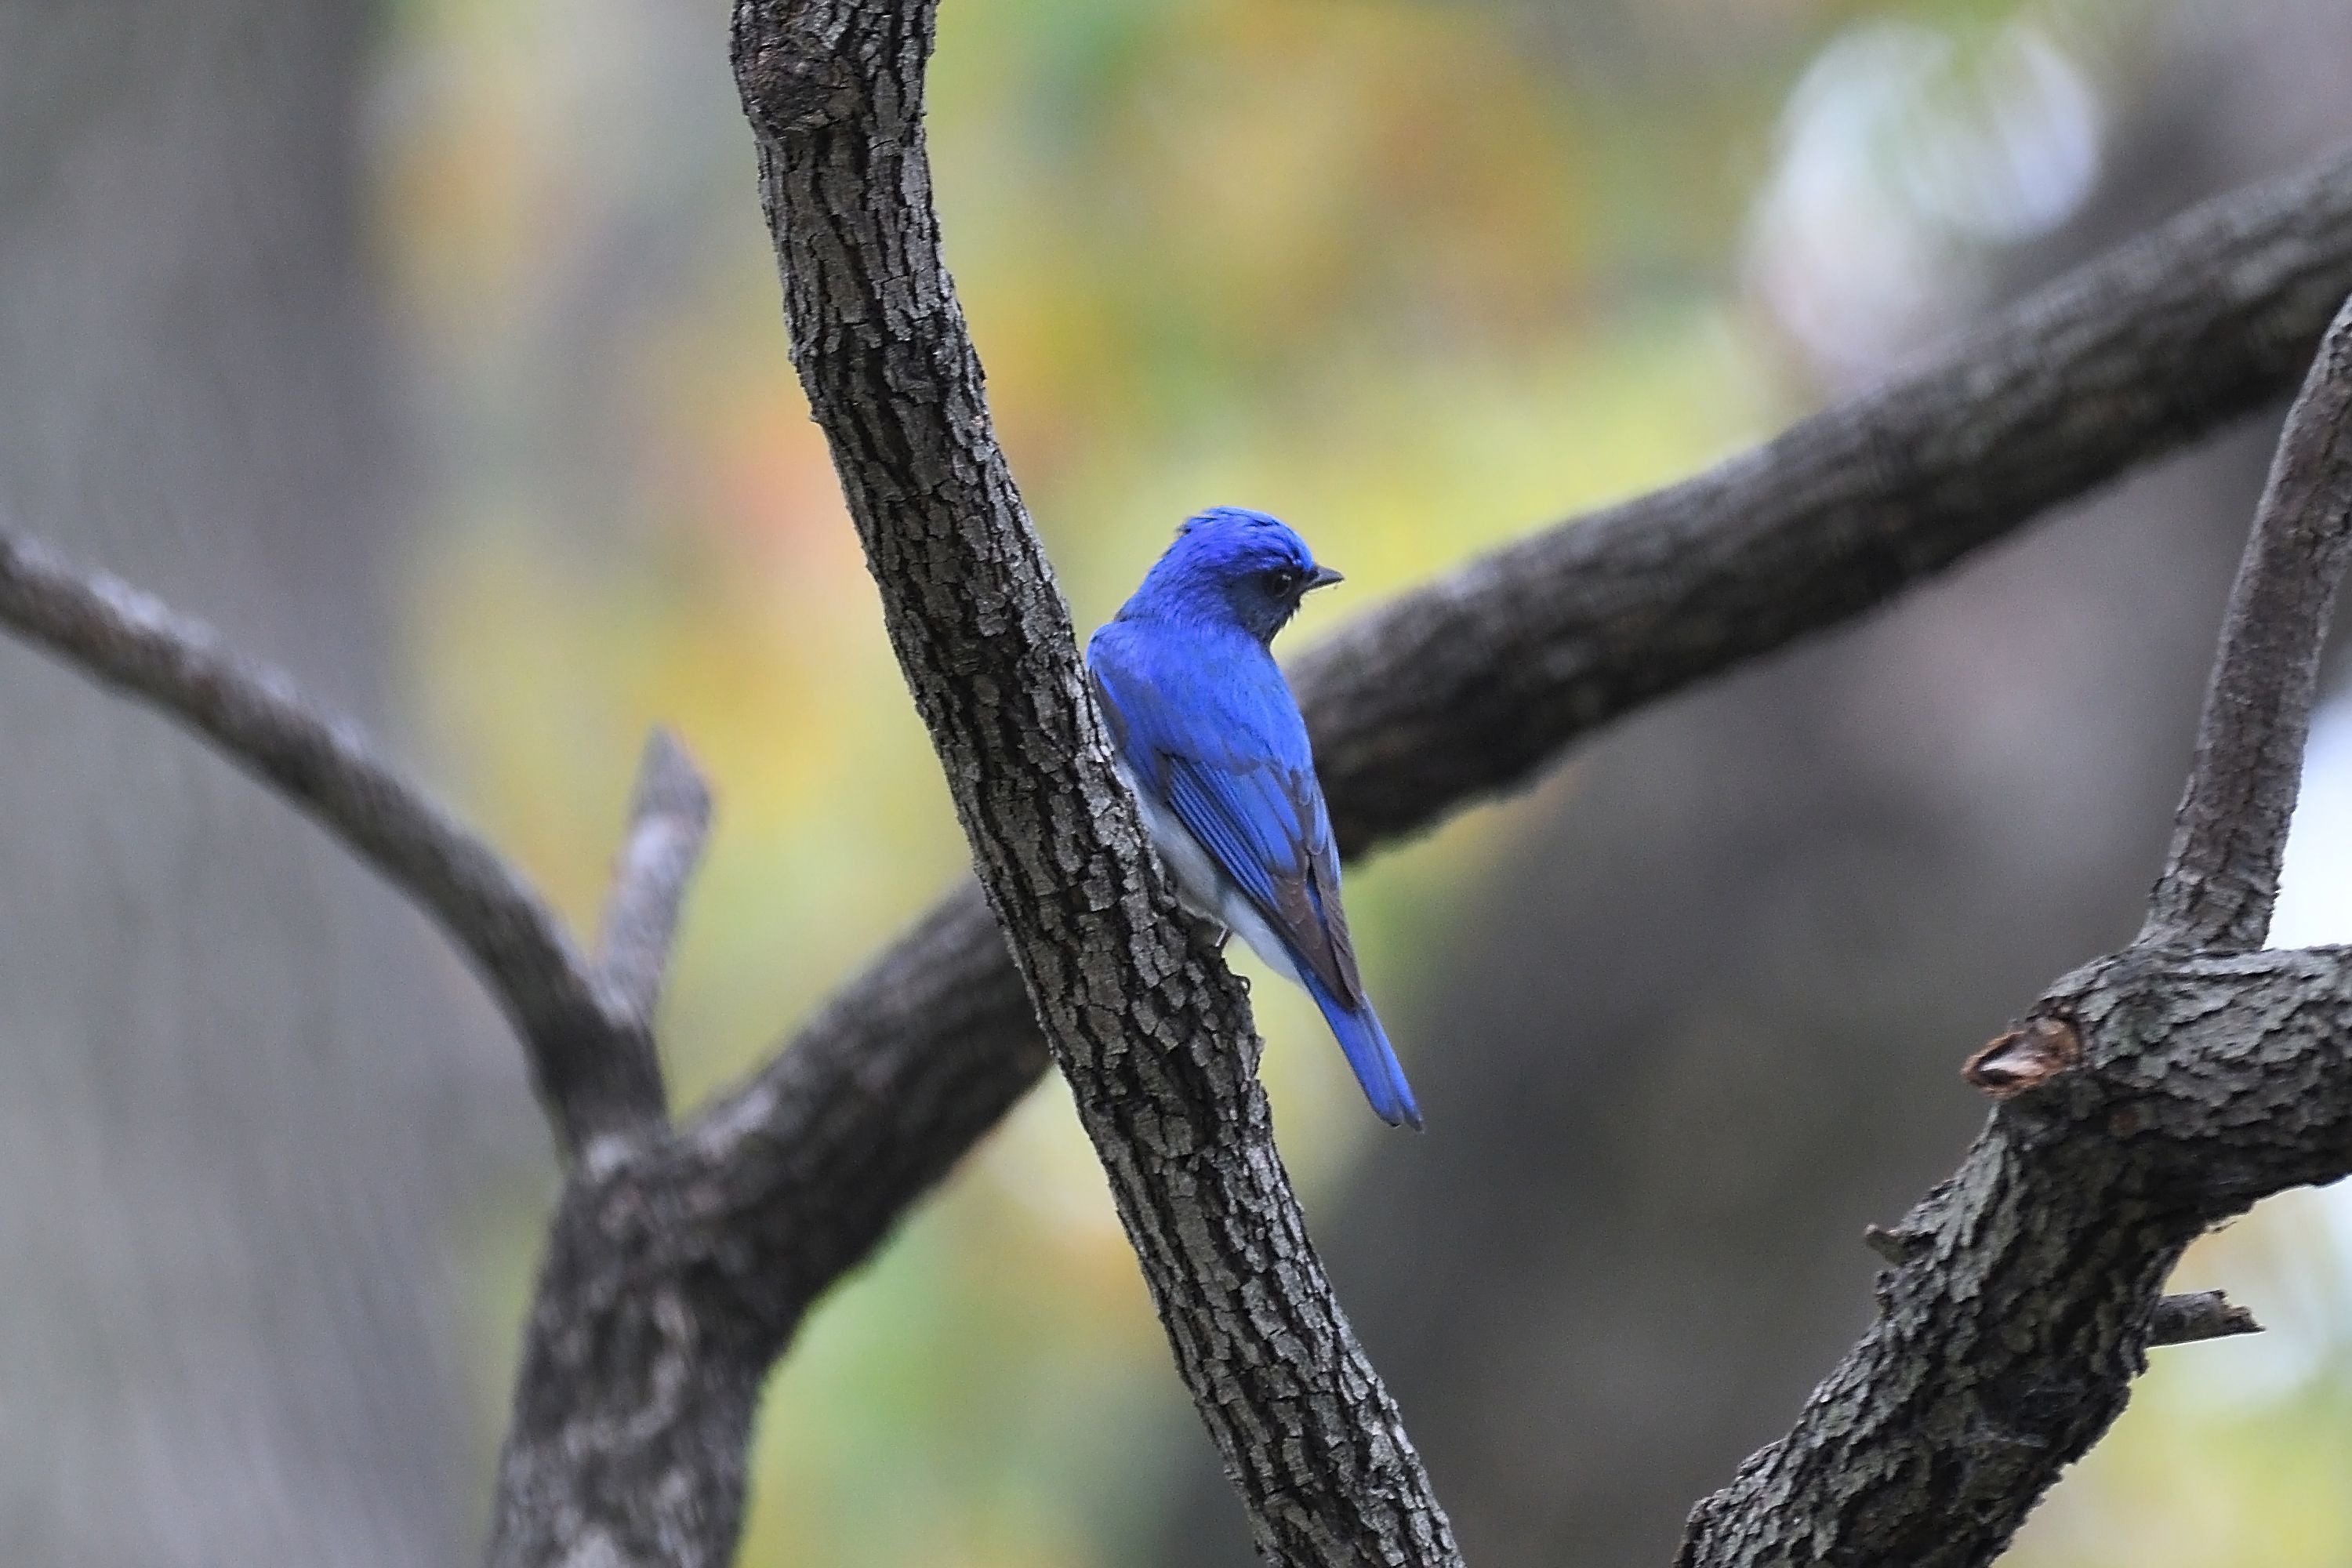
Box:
[1112,756,1305,991]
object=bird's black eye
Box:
[1266,564,1301,593]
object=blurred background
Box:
[3,0,2351,1563]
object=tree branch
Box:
[1676,296,2352,1568]
[676,144,2352,1369]
[730,2,1458,1561]
[0,495,985,1567]
[597,728,714,1029]
[2148,1290,2262,1347]
[0,524,665,1156]
[1302,147,2352,855]
[2142,293,2352,951]
[1679,949,2352,1568]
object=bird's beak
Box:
[1305,564,1345,591]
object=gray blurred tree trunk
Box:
[1142,5,2352,1566]
[0,3,506,1563]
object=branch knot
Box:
[731,0,871,140]
[1962,1016,2083,1098]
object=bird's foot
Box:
[1178,911,1231,954]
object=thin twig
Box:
[2141,292,2352,953]
[596,728,713,1027]
[2149,1290,2263,1347]
[0,524,661,1156]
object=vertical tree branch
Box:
[597,727,715,1028]
[729,2,1460,1562]
[2140,293,2352,953]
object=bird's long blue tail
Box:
[1302,973,1422,1130]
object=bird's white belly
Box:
[1114,759,1304,990]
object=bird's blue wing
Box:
[1158,756,1367,1006]
[1089,624,1363,1007]
[1091,619,1421,1127]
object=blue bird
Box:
[1088,506,1421,1129]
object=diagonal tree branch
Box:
[1679,946,2352,1568]
[0,524,666,1156]
[0,530,731,1560]
[731,2,1459,1561]
[1302,146,2352,855]
[1676,293,2352,1568]
[2142,293,2352,952]
[673,143,2352,1371]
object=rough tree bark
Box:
[730,2,1460,1562]
[1671,291,2352,1567]
[9,6,2352,1566]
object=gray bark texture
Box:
[1669,289,2352,1567]
[717,2,2352,1561]
[0,1,496,1563]
[729,2,1460,1563]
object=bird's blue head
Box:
[1122,506,1345,644]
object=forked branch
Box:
[0,522,680,1156]
[2142,293,2352,951]
[9,38,2352,1568]
[1679,292,2352,1568]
